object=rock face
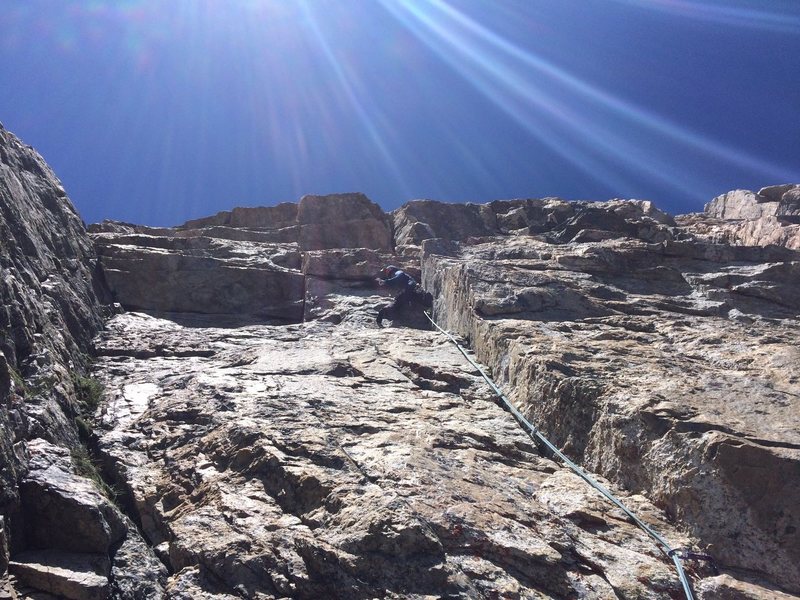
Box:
[92,193,393,321]
[0,126,162,599]
[19,439,126,555]
[91,312,697,599]
[392,197,674,248]
[2,122,799,598]
[0,124,108,556]
[74,187,799,598]
[680,184,800,249]
[421,236,800,594]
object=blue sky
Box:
[1,0,798,226]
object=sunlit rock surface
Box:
[421,235,800,594]
[79,189,798,598]
[2,121,799,598]
[680,184,800,249]
[91,311,697,598]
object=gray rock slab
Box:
[8,551,109,600]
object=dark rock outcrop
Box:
[20,439,126,554]
[0,126,163,599]
[0,124,107,530]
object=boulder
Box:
[684,185,800,249]
[551,200,674,243]
[774,185,800,221]
[392,197,675,247]
[757,184,798,204]
[20,439,126,555]
[704,189,776,220]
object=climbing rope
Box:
[423,311,697,600]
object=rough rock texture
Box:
[0,125,107,519]
[297,193,393,251]
[2,120,800,598]
[0,125,114,580]
[20,439,126,554]
[75,188,798,598]
[392,197,674,248]
[92,193,394,320]
[92,234,306,321]
[9,551,110,600]
[0,126,162,599]
[91,311,698,599]
[421,235,800,595]
[681,184,800,249]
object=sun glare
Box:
[379,0,798,201]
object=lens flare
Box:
[380,0,799,202]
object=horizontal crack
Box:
[96,348,216,359]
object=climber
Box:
[376,265,420,326]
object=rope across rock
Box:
[423,310,703,600]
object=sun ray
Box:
[380,0,799,202]
[298,2,413,200]
[608,0,800,33]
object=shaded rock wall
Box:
[0,124,107,525]
[0,126,165,599]
[92,193,393,321]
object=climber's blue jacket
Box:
[381,270,416,289]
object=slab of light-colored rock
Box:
[6,121,800,599]
[686,185,800,249]
[8,551,109,600]
[297,193,393,251]
[91,312,698,598]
